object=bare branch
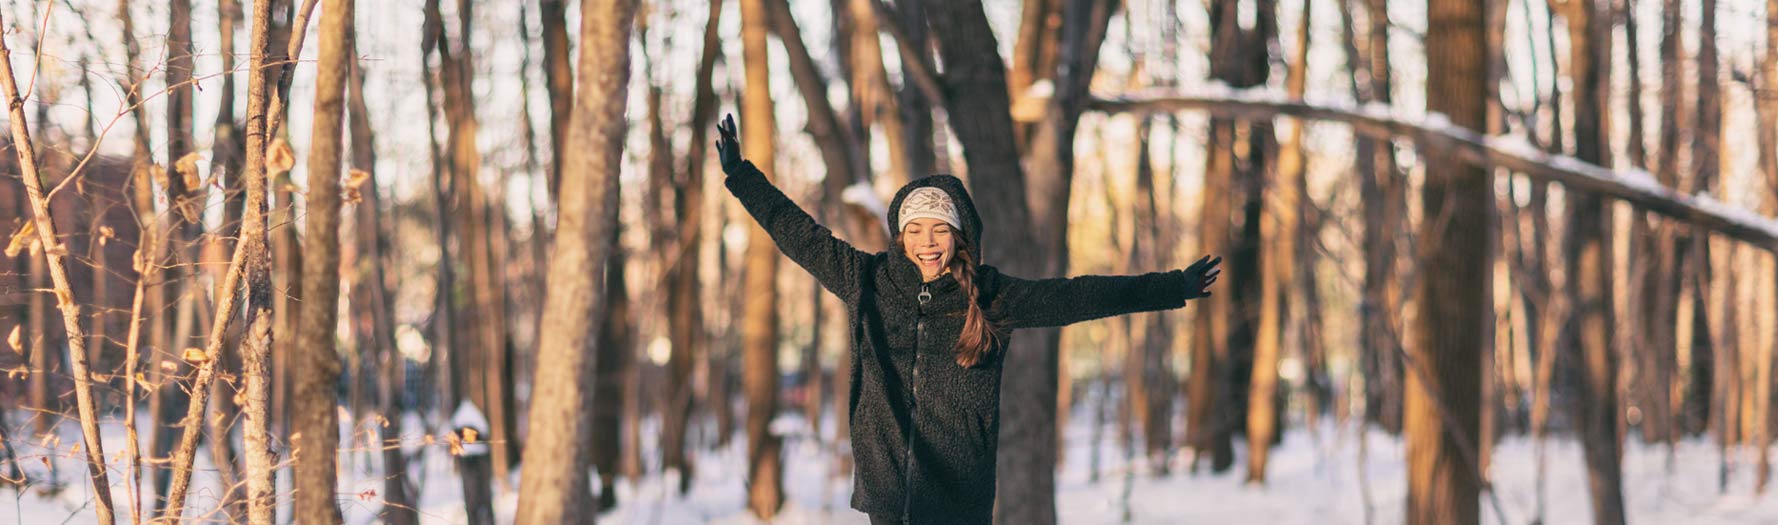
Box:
[0,9,116,525]
[1091,89,1778,250]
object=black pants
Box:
[869,514,904,525]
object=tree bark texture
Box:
[1406,0,1487,521]
[291,0,354,522]
[512,0,635,522]
[739,0,785,516]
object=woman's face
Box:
[901,217,956,282]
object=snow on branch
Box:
[1090,87,1778,251]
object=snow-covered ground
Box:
[7,404,1778,524]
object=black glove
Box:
[1182,255,1222,300]
[715,113,744,175]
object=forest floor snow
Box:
[7,404,1778,524]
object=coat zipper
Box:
[902,283,932,522]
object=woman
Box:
[715,115,1220,524]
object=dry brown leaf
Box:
[343,169,371,204]
[174,152,204,189]
[149,164,169,191]
[447,433,464,456]
[267,139,295,173]
[181,347,209,364]
[5,220,35,257]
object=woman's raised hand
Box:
[715,113,744,175]
[1183,255,1222,300]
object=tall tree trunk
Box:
[513,0,635,522]
[1406,0,1487,522]
[843,0,913,183]
[1194,0,1272,475]
[0,21,115,522]
[419,0,461,416]
[739,0,785,517]
[239,3,278,518]
[988,0,1117,521]
[590,225,631,511]
[148,0,203,511]
[920,2,1047,519]
[429,0,515,488]
[891,0,938,179]
[291,2,353,523]
[345,33,417,525]
[1248,0,1309,483]
[206,2,250,514]
[1646,0,1686,448]
[659,0,721,495]
[1682,0,1723,439]
[1755,0,1778,492]
[1132,120,1174,473]
[1361,0,1405,434]
[1563,0,1626,521]
[540,0,572,198]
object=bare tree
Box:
[739,0,785,516]
[1560,0,1626,520]
[290,0,354,522]
[513,0,637,522]
[238,3,282,521]
[1358,0,1406,434]
[540,0,573,197]
[1755,0,1778,492]
[659,0,722,495]
[1405,0,1487,522]
[0,13,117,524]
[1248,0,1310,483]
[345,28,417,524]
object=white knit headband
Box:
[897,187,961,232]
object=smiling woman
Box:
[715,113,1220,524]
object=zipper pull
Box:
[918,284,932,305]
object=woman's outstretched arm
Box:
[986,255,1221,329]
[717,114,871,302]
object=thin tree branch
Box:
[870,0,944,108]
[0,10,116,525]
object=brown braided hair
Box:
[948,235,998,367]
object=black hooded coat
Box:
[725,163,1195,523]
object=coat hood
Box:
[886,175,984,257]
